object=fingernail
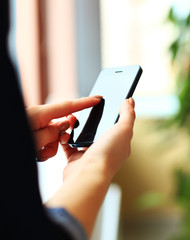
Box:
[60,139,66,145]
[60,132,67,144]
[36,154,45,162]
[60,131,65,136]
[129,97,133,105]
[91,95,103,99]
[60,132,68,145]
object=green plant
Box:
[136,5,190,239]
[171,169,190,240]
[167,5,190,240]
[167,6,190,132]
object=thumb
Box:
[118,98,136,127]
[33,120,70,151]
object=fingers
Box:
[34,120,70,151]
[129,97,135,108]
[59,114,83,161]
[60,98,136,161]
[60,143,79,161]
[40,96,102,128]
[66,114,78,129]
[59,114,78,144]
[36,141,58,162]
[60,132,70,145]
[118,98,136,128]
[36,97,135,163]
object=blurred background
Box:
[9,0,190,239]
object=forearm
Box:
[45,98,135,237]
[45,158,111,237]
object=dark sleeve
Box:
[46,208,88,240]
[0,1,75,239]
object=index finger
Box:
[41,95,102,126]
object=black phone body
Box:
[68,65,143,148]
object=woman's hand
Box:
[60,97,135,181]
[48,98,136,236]
[83,97,135,178]
[26,96,102,161]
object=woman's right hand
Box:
[47,98,136,237]
[60,98,135,181]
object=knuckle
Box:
[129,107,136,119]
[47,125,59,139]
[64,100,72,110]
[123,127,133,140]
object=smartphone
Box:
[68,65,143,148]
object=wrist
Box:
[46,156,111,236]
[81,154,113,184]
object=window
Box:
[100,0,179,118]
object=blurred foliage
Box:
[171,169,190,240]
[167,7,190,133]
[136,191,166,211]
[167,5,190,240]
[136,4,190,240]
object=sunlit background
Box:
[9,0,190,239]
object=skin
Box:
[27,96,135,237]
[27,95,102,161]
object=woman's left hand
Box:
[26,96,102,161]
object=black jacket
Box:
[0,1,73,239]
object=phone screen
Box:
[69,65,142,147]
